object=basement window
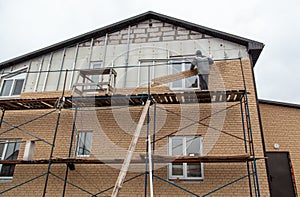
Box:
[76,131,93,157]
[0,140,21,180]
[168,136,203,180]
[0,71,26,97]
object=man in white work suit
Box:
[190,50,214,90]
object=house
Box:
[0,11,297,196]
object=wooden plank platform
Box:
[0,154,254,165]
[0,90,245,110]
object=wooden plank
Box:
[111,100,151,197]
[151,69,197,87]
[0,154,260,165]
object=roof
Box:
[0,11,264,69]
[259,99,300,109]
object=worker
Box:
[190,49,214,90]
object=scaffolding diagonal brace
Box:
[111,100,151,197]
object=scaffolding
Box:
[0,58,262,196]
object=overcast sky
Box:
[0,0,299,104]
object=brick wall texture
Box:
[260,103,300,194]
[0,60,271,196]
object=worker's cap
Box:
[196,50,202,56]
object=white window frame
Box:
[169,60,199,90]
[75,131,93,157]
[0,68,27,97]
[168,136,204,180]
[0,140,21,181]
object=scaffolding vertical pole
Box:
[240,98,253,197]
[240,60,257,196]
[148,130,154,197]
[43,70,68,197]
[152,103,156,173]
[239,58,260,197]
[62,106,78,197]
[144,63,151,197]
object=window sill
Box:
[168,178,204,184]
[0,95,21,100]
[76,155,90,158]
[0,177,13,183]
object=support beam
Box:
[42,53,53,91]
[56,48,66,91]
[111,100,151,197]
[34,56,44,92]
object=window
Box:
[169,61,199,90]
[88,62,103,91]
[0,140,21,179]
[90,62,103,83]
[76,131,92,157]
[0,72,26,97]
[168,136,203,180]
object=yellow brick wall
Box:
[0,59,270,196]
[260,103,300,194]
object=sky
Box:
[0,0,299,104]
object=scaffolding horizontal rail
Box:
[0,154,266,165]
[0,90,245,110]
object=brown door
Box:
[266,152,296,197]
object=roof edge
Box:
[259,99,300,109]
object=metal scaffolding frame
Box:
[0,58,262,196]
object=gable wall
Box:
[0,20,248,93]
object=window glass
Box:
[171,63,182,88]
[0,141,21,178]
[170,62,198,89]
[186,137,201,156]
[77,131,93,156]
[172,138,183,156]
[84,131,92,155]
[172,163,183,176]
[4,143,15,160]
[12,79,24,95]
[187,163,202,177]
[0,143,4,158]
[1,80,13,96]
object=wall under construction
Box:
[0,60,270,196]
